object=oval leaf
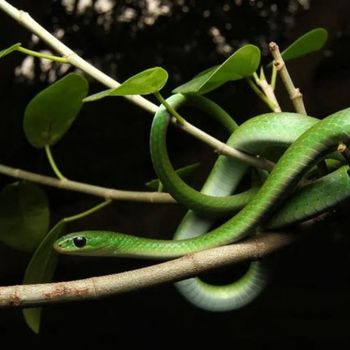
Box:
[0,182,49,252]
[173,45,261,95]
[84,67,168,102]
[281,28,328,62]
[172,66,219,96]
[23,220,66,334]
[0,42,21,59]
[23,73,88,148]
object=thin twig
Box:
[178,119,275,171]
[0,231,299,308]
[253,71,281,112]
[0,164,176,204]
[246,77,277,112]
[269,42,307,115]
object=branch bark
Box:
[0,163,176,204]
[0,230,300,308]
[269,42,307,115]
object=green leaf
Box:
[0,182,49,252]
[281,28,328,62]
[23,73,89,148]
[173,45,261,95]
[84,67,168,102]
[0,43,21,59]
[145,163,200,191]
[172,66,219,95]
[23,220,66,334]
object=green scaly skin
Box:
[169,94,272,311]
[153,93,260,216]
[54,107,350,259]
[157,95,346,312]
[174,164,350,312]
[150,94,318,217]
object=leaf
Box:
[0,43,21,59]
[0,182,50,252]
[23,220,66,334]
[281,28,328,62]
[172,66,219,96]
[84,67,168,102]
[145,163,200,191]
[173,45,261,95]
[23,73,89,148]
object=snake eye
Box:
[73,236,87,248]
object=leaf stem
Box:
[252,69,281,112]
[270,64,277,90]
[44,146,66,180]
[17,46,69,63]
[63,199,112,223]
[154,91,186,124]
[246,77,276,111]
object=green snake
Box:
[54,94,350,310]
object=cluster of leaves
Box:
[0,28,327,333]
[83,28,327,100]
[0,73,89,333]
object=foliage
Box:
[23,73,88,148]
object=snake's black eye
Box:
[73,236,87,248]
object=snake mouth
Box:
[53,240,68,254]
[53,232,89,254]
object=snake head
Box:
[54,231,118,256]
[54,230,177,258]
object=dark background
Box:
[1,0,350,348]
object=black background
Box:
[1,0,350,348]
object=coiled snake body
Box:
[55,94,350,310]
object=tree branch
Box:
[0,230,300,308]
[0,163,176,204]
[269,42,307,115]
[178,119,275,171]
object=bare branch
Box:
[178,120,275,171]
[269,42,307,115]
[0,163,176,204]
[0,230,301,308]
